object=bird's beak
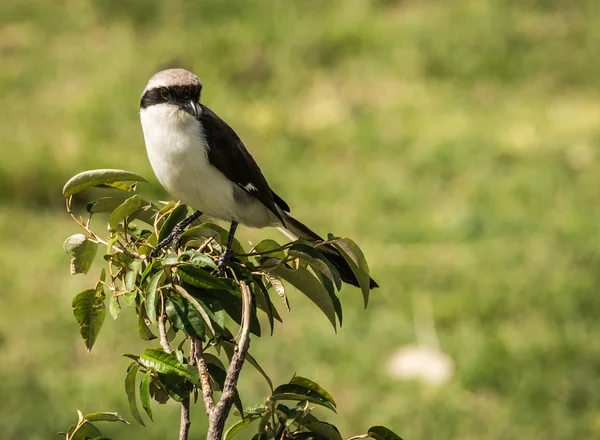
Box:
[182,100,201,118]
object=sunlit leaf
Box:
[179,250,217,270]
[139,349,199,385]
[62,169,148,197]
[289,377,336,407]
[367,426,403,440]
[268,260,336,330]
[72,287,106,351]
[124,363,145,426]
[328,237,371,307]
[140,371,153,421]
[64,234,98,275]
[108,195,143,231]
[265,274,289,312]
[108,294,121,321]
[288,243,342,291]
[252,239,285,261]
[83,412,129,424]
[224,415,261,440]
[125,259,143,291]
[271,383,336,412]
[158,204,189,242]
[180,222,247,260]
[145,271,164,325]
[87,194,132,214]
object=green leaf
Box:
[288,243,342,291]
[179,250,218,270]
[180,222,247,259]
[157,373,189,402]
[69,421,102,440]
[265,274,289,311]
[125,259,143,291]
[252,239,285,261]
[205,283,261,337]
[149,378,170,404]
[63,169,148,197]
[87,194,132,214]
[174,285,218,337]
[124,363,145,426]
[64,234,98,275]
[268,261,336,330]
[139,349,199,385]
[292,433,329,440]
[108,195,143,231]
[83,412,129,424]
[145,271,164,325]
[252,278,276,335]
[178,264,231,290]
[140,371,153,421]
[158,204,189,242]
[165,295,205,340]
[329,237,371,307]
[122,289,137,307]
[304,423,342,440]
[138,307,156,341]
[224,415,261,440]
[271,383,336,412]
[72,288,106,351]
[367,426,403,440]
[289,377,336,407]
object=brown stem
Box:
[179,396,191,440]
[192,338,216,415]
[205,280,252,440]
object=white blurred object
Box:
[386,290,454,385]
[387,345,454,385]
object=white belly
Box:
[140,104,278,228]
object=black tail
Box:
[281,213,379,289]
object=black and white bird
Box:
[139,68,377,289]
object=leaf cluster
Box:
[60,170,399,440]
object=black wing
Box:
[199,104,290,221]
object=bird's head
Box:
[140,68,203,118]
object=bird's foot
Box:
[211,250,234,276]
[150,226,184,258]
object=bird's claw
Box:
[211,250,234,276]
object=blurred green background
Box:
[2,0,600,439]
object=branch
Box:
[157,312,172,354]
[158,300,191,440]
[192,338,215,414]
[179,397,191,440]
[205,280,253,440]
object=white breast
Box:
[139,104,278,228]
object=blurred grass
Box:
[2,0,600,439]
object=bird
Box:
[139,68,377,289]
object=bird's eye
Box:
[160,88,171,100]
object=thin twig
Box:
[191,338,216,415]
[157,294,172,354]
[205,280,253,440]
